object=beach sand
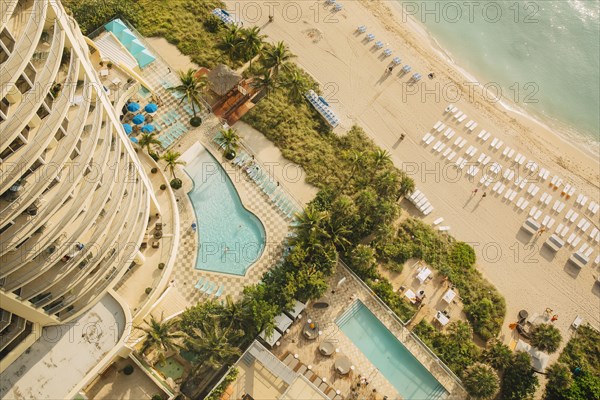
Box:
[222,0,600,348]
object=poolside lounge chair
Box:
[194,277,206,290]
[214,284,224,298]
[572,316,583,329]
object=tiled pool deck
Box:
[272,265,467,399]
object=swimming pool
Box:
[185,147,266,275]
[336,301,447,399]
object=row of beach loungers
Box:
[305,90,340,128]
[355,25,421,82]
[158,119,187,148]
[229,150,302,220]
[408,189,434,216]
[435,104,599,268]
[211,8,236,25]
[194,277,225,298]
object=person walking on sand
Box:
[471,188,478,196]
[482,192,487,198]
[551,314,558,322]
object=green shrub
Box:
[462,363,500,399]
[206,368,239,400]
[158,263,165,270]
[501,351,539,400]
[544,325,600,400]
[151,167,158,174]
[123,364,134,375]
[530,323,562,354]
[160,184,167,190]
[145,287,152,294]
[151,395,163,400]
[170,178,182,189]
[150,152,160,162]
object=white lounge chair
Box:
[572,316,583,329]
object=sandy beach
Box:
[219,0,599,347]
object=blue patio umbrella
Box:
[130,137,139,144]
[122,123,133,134]
[132,114,145,125]
[144,103,158,113]
[141,124,155,133]
[127,102,140,112]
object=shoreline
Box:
[392,1,600,160]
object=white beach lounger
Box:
[482,132,491,141]
[423,205,434,215]
[516,197,525,208]
[509,191,517,202]
[477,153,486,163]
[502,146,511,157]
[494,140,503,150]
[498,184,506,195]
[447,151,456,161]
[482,156,491,166]
[426,135,435,145]
[529,206,538,217]
[443,128,452,138]
[436,143,446,153]
[437,123,446,132]
[442,147,452,157]
[547,218,555,229]
[490,138,498,148]
[569,211,579,223]
[478,130,487,139]
[566,233,576,245]
[589,227,599,240]
[572,316,583,330]
[444,104,454,113]
[504,189,513,200]
[433,120,442,130]
[595,255,600,266]
[492,181,502,192]
[466,145,475,156]
[467,165,479,177]
[555,223,564,234]
[438,226,450,231]
[466,120,474,129]
[453,136,462,146]
[433,141,442,151]
[454,111,463,119]
[446,129,455,140]
[422,133,432,143]
[458,138,467,148]
[433,217,444,226]
[458,114,467,123]
[507,148,515,158]
[469,122,478,132]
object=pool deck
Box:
[271,265,467,399]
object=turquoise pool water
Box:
[185,148,266,275]
[337,301,447,399]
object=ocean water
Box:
[397,0,600,147]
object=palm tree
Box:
[530,323,562,353]
[397,173,416,201]
[294,205,329,243]
[169,69,206,125]
[262,41,295,76]
[343,151,365,187]
[162,150,186,179]
[372,149,391,169]
[219,26,243,63]
[138,132,161,155]
[138,314,183,364]
[241,26,266,69]
[217,127,240,157]
[462,363,500,399]
[281,70,309,102]
[252,69,278,98]
[185,317,243,370]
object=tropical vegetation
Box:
[501,351,539,400]
[216,127,240,159]
[530,323,562,354]
[169,69,206,126]
[462,362,500,399]
[138,314,183,364]
[544,325,600,400]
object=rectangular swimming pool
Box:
[336,300,447,399]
